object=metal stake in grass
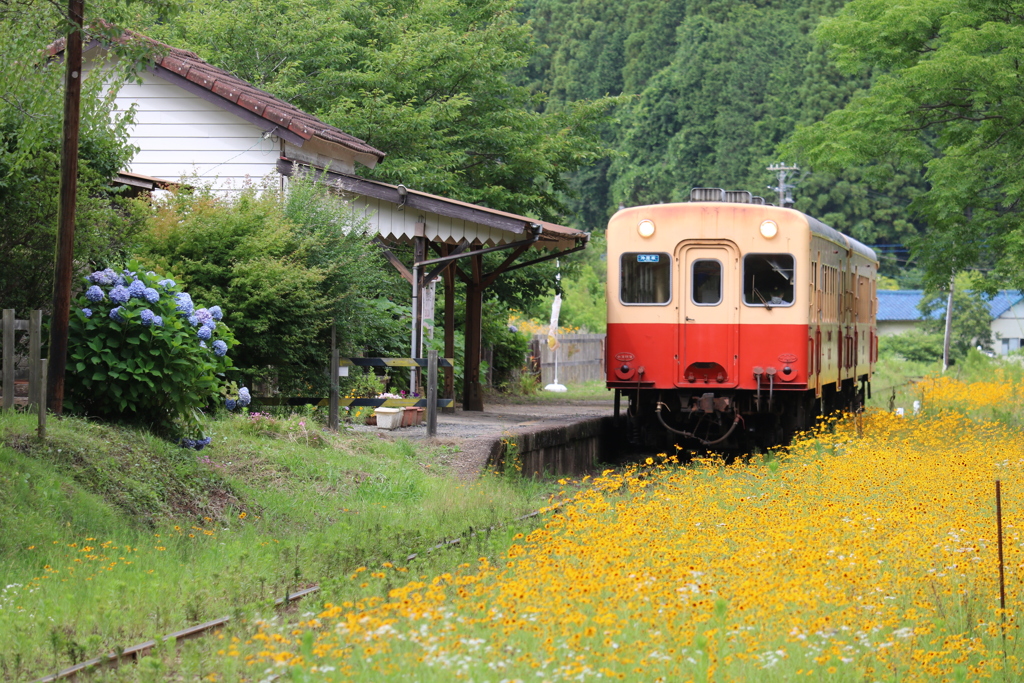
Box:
[996,479,1007,673]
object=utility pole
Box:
[47,0,85,415]
[767,163,799,207]
[942,275,955,372]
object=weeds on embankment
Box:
[0,409,557,681]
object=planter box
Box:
[374,407,402,430]
[400,406,415,427]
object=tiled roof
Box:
[878,289,1024,321]
[49,30,385,162]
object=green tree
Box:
[0,5,152,315]
[785,0,1024,290]
[138,177,401,392]
[918,274,995,360]
[136,0,619,222]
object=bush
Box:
[66,261,237,439]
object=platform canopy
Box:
[278,158,589,410]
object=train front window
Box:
[743,253,794,307]
[691,259,722,305]
[620,252,671,305]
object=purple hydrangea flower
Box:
[212,340,228,357]
[188,314,199,327]
[140,309,155,326]
[226,398,237,411]
[178,437,196,449]
[174,292,194,315]
[153,315,163,327]
[238,387,251,407]
[209,306,223,321]
[128,279,146,299]
[81,308,92,318]
[158,279,176,289]
[85,285,104,303]
[143,287,160,304]
[195,308,213,325]
[203,320,216,332]
[109,285,130,305]
[199,341,207,348]
[109,306,125,323]
[197,325,212,341]
[195,436,212,451]
[88,268,118,286]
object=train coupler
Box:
[693,393,732,414]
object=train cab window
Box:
[743,253,795,308]
[691,259,722,305]
[620,252,671,305]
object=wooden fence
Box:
[1,309,47,436]
[529,333,605,385]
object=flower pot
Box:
[374,407,402,430]
[400,406,415,427]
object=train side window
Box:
[620,252,671,305]
[691,259,722,305]
[743,253,795,307]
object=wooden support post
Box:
[38,359,47,439]
[2,309,13,411]
[443,245,456,414]
[29,310,42,408]
[463,254,484,411]
[47,0,85,416]
[329,322,339,431]
[427,349,438,437]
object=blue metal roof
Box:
[877,289,1024,322]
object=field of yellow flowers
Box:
[224,375,1024,682]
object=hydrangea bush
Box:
[67,260,239,442]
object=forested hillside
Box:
[519,0,925,274]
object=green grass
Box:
[0,408,560,681]
[488,379,613,404]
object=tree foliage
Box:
[138,178,402,391]
[0,4,152,315]
[136,0,619,222]
[785,0,1024,289]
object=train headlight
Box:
[759,220,778,239]
[637,219,655,238]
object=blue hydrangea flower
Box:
[109,285,130,305]
[238,387,251,407]
[114,273,128,287]
[195,436,212,451]
[127,279,146,299]
[178,437,196,449]
[158,278,176,290]
[195,308,212,324]
[203,320,216,332]
[153,315,163,327]
[209,306,223,321]
[109,306,125,323]
[139,309,155,326]
[81,308,92,318]
[199,341,207,348]
[197,325,212,341]
[143,287,160,304]
[212,340,228,357]
[85,285,104,303]
[88,268,118,286]
[175,292,194,315]
[226,398,237,411]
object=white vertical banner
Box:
[422,279,436,344]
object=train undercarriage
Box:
[615,378,868,453]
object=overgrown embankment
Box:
[0,409,558,680]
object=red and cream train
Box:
[605,189,878,449]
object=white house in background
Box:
[877,290,1024,355]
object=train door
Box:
[677,242,740,387]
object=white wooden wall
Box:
[85,48,281,193]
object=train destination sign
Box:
[636,254,660,263]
